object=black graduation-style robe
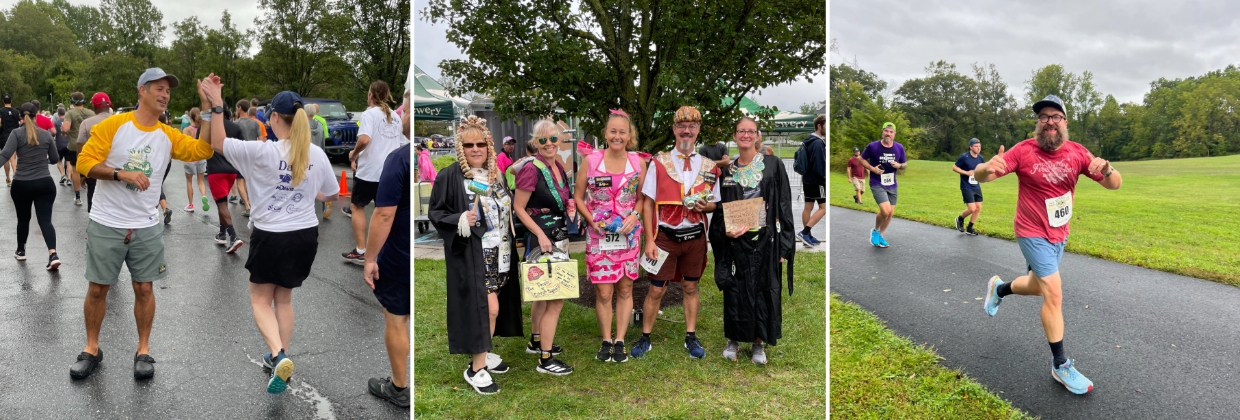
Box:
[428,162,523,355]
[707,153,796,345]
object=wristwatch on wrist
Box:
[112,168,120,181]
[209,105,224,114]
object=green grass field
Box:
[831,155,1240,286]
[414,252,826,419]
[830,294,1034,419]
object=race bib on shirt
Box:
[498,239,511,272]
[1045,191,1073,228]
[968,175,978,185]
[600,231,626,251]
[640,248,670,274]
[880,173,895,186]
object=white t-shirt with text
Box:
[222,138,340,232]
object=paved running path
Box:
[830,206,1240,419]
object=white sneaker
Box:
[463,365,499,395]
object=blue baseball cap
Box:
[268,91,303,115]
[969,138,980,145]
[137,68,179,89]
[1033,95,1066,115]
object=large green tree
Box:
[423,0,824,151]
[333,0,411,97]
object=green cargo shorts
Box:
[85,220,169,285]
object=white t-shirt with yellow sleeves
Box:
[78,112,214,229]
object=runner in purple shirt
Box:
[857,122,907,248]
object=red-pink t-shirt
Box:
[994,139,1104,243]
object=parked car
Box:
[301,98,358,162]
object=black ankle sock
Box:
[226,225,237,238]
[967,222,974,230]
[641,332,651,341]
[996,282,1014,297]
[801,226,811,235]
[394,384,406,391]
[219,224,227,234]
[468,365,481,376]
[1050,340,1066,368]
[686,331,696,340]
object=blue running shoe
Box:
[878,232,890,248]
[798,232,816,246]
[1052,359,1094,394]
[870,229,884,247]
[685,336,705,359]
[805,233,822,246]
[630,335,653,358]
[262,352,276,370]
[984,276,1004,317]
[267,350,294,394]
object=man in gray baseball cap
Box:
[70,67,213,381]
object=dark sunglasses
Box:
[461,142,487,149]
[536,136,559,145]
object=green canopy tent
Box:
[412,65,470,120]
[720,96,814,134]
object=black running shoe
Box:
[526,341,563,355]
[215,232,228,245]
[14,249,25,261]
[226,237,244,253]
[611,341,628,363]
[342,249,365,265]
[163,208,172,224]
[463,364,499,395]
[368,376,411,407]
[955,216,964,232]
[536,356,574,376]
[966,226,979,236]
[595,341,612,362]
[69,348,102,379]
[46,252,60,271]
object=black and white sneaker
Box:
[526,341,563,355]
[14,249,25,261]
[536,356,574,376]
[163,208,172,224]
[484,352,509,374]
[966,226,979,236]
[463,365,499,395]
[611,341,628,363]
[46,252,60,271]
[595,341,612,362]
[955,216,964,232]
[226,237,244,253]
[215,232,228,245]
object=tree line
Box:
[0,0,408,115]
[829,59,1240,170]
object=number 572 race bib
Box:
[1045,192,1073,228]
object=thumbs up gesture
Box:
[987,145,1007,175]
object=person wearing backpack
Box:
[793,114,826,245]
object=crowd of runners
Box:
[850,94,1123,394]
[429,108,826,395]
[0,67,412,408]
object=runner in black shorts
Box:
[343,81,404,265]
[200,82,340,394]
[953,138,985,235]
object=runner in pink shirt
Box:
[974,95,1122,395]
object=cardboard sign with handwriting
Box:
[722,197,766,232]
[520,260,580,302]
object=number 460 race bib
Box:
[1045,192,1073,228]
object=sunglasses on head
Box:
[536,136,559,145]
[461,142,487,149]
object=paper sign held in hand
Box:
[640,248,670,274]
[722,197,766,232]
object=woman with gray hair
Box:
[513,119,574,375]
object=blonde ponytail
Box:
[284,108,312,187]
[24,114,38,146]
[369,80,395,123]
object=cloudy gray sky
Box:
[831,0,1240,105]
[3,0,265,53]
[414,0,825,113]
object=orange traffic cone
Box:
[339,170,351,197]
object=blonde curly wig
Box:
[455,115,499,184]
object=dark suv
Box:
[301,98,358,161]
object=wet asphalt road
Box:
[830,206,1240,419]
[0,162,407,419]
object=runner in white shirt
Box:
[199,80,340,394]
[343,80,406,265]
